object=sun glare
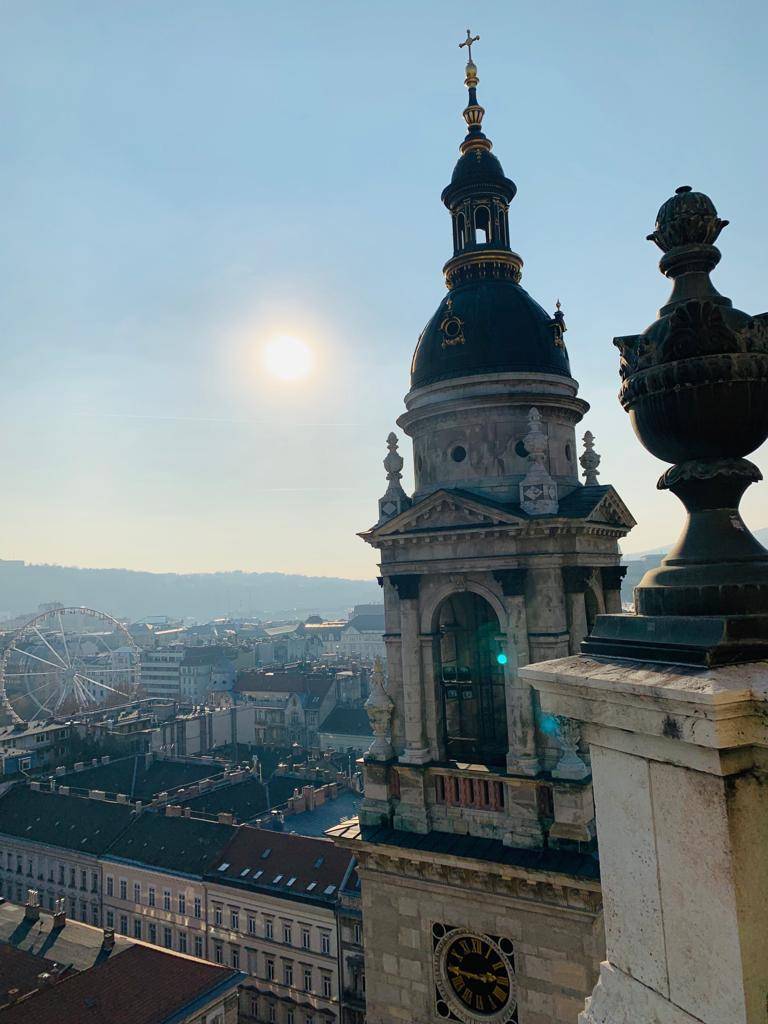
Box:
[261,334,315,382]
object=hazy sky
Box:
[2,0,767,579]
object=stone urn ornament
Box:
[364,656,395,761]
[585,186,768,665]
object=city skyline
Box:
[3,0,767,579]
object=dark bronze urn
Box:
[584,187,768,665]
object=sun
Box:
[261,334,315,382]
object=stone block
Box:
[399,957,422,981]
[382,952,398,975]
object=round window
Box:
[451,445,467,463]
[443,317,462,339]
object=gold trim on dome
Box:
[443,249,523,287]
[439,314,466,348]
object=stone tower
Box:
[332,35,635,1024]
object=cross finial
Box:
[459,28,480,63]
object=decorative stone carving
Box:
[580,430,601,486]
[519,407,558,515]
[364,657,395,762]
[378,433,412,523]
[562,566,593,593]
[600,566,627,592]
[552,716,589,780]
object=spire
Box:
[580,430,601,486]
[458,29,489,154]
[378,433,411,523]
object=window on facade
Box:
[303,968,312,992]
[119,879,127,900]
[178,893,186,915]
[301,927,310,950]
[27,859,32,878]
[456,212,467,249]
[91,871,98,893]
[265,918,273,940]
[287,1011,294,1024]
[322,974,331,998]
[437,591,508,765]
[194,935,203,958]
[163,889,171,911]
[250,994,259,1018]
[247,915,256,936]
[70,868,76,888]
[106,876,114,897]
[214,944,223,964]
[163,926,173,949]
[106,909,114,929]
[284,962,293,986]
[133,918,142,939]
[91,903,99,926]
[321,933,331,955]
[214,906,223,927]
[148,886,156,907]
[231,909,239,930]
[133,882,141,903]
[119,914,128,934]
[283,922,292,945]
[58,865,64,885]
[148,922,157,944]
[266,958,275,981]
[193,896,202,919]
[353,922,362,945]
[267,1005,276,1024]
[80,870,87,891]
[178,931,187,953]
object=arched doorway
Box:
[435,592,508,765]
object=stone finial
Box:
[378,433,412,523]
[552,716,589,780]
[364,657,394,761]
[580,430,601,486]
[519,407,558,515]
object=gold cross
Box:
[459,28,480,63]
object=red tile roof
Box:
[208,825,353,902]
[0,943,69,1005]
[0,944,240,1024]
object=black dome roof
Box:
[442,148,516,205]
[410,279,571,390]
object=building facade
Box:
[335,40,634,1024]
[141,646,184,700]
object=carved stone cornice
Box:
[389,574,420,600]
[562,566,594,594]
[493,568,528,597]
[600,565,628,592]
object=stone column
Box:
[493,570,539,776]
[521,654,768,1024]
[525,566,571,662]
[600,566,627,614]
[562,566,592,654]
[390,574,430,766]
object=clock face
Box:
[442,933,512,1018]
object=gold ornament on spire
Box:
[459,28,480,88]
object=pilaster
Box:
[600,566,627,615]
[494,569,540,776]
[390,575,431,766]
[562,566,592,655]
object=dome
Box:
[410,278,572,390]
[441,148,516,206]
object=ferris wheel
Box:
[0,607,140,724]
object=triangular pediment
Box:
[585,487,637,530]
[364,489,524,541]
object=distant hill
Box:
[0,560,380,624]
[622,527,768,603]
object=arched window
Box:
[474,206,491,244]
[435,592,507,765]
[456,213,466,250]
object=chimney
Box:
[217,812,235,825]
[6,988,20,1004]
[52,897,66,929]
[102,927,115,951]
[24,888,40,922]
[36,972,54,988]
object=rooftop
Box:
[178,778,268,821]
[0,901,132,973]
[343,614,385,633]
[0,788,134,855]
[58,756,221,801]
[103,812,236,878]
[318,706,372,738]
[0,942,241,1024]
[207,825,353,903]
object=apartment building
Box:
[204,826,354,1024]
[101,812,237,959]
[0,786,134,924]
[140,645,184,699]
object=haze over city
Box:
[3,0,766,579]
